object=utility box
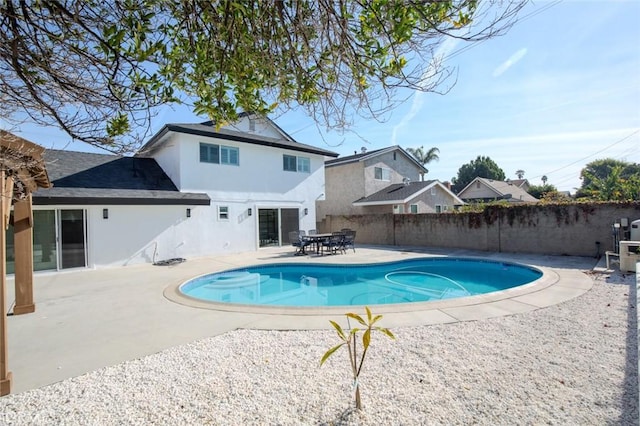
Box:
[631,219,640,241]
[619,240,640,273]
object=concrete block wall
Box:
[318,202,640,257]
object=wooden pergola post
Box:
[0,170,13,395]
[0,131,51,396]
[13,194,35,315]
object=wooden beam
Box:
[13,195,35,315]
[0,170,13,395]
[1,175,12,231]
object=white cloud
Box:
[492,48,528,77]
[391,37,460,145]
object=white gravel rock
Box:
[0,270,637,425]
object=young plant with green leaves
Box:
[320,307,395,410]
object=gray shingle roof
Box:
[354,181,436,204]
[137,119,339,158]
[325,145,427,173]
[458,177,538,203]
[32,150,210,206]
[325,147,390,167]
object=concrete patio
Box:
[4,245,597,394]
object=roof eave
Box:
[32,196,211,206]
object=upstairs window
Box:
[283,154,310,173]
[200,143,239,165]
[297,157,310,173]
[220,146,239,165]
[374,167,391,181]
[200,143,219,164]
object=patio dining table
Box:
[303,233,337,255]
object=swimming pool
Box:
[179,257,543,307]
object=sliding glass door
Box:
[280,208,299,244]
[258,208,300,247]
[59,209,86,269]
[258,209,279,247]
[33,210,57,271]
[4,208,87,272]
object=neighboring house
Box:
[457,177,539,203]
[317,146,463,219]
[508,178,530,192]
[7,114,338,270]
[353,180,465,214]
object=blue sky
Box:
[7,0,640,193]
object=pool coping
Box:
[163,255,593,329]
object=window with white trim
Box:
[218,206,229,221]
[410,204,418,214]
[374,167,391,181]
[200,143,239,165]
[435,205,442,213]
[283,154,310,173]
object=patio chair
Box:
[341,230,356,253]
[322,232,345,255]
[289,230,310,256]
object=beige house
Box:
[457,177,538,203]
[352,180,464,214]
[316,146,463,220]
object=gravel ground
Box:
[0,270,637,425]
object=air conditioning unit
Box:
[631,219,640,241]
[619,240,640,273]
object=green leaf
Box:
[377,327,396,340]
[346,313,367,327]
[320,343,345,366]
[370,314,383,325]
[329,320,346,340]
[365,306,372,323]
[362,328,371,350]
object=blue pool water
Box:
[180,258,543,307]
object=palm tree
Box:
[406,146,439,181]
[515,169,525,179]
[541,175,548,184]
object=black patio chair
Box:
[341,230,356,253]
[322,232,345,255]
[289,230,310,256]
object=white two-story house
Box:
[6,114,337,271]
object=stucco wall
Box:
[318,203,640,257]
[141,129,326,262]
[317,161,366,218]
[362,151,421,196]
[414,185,457,213]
